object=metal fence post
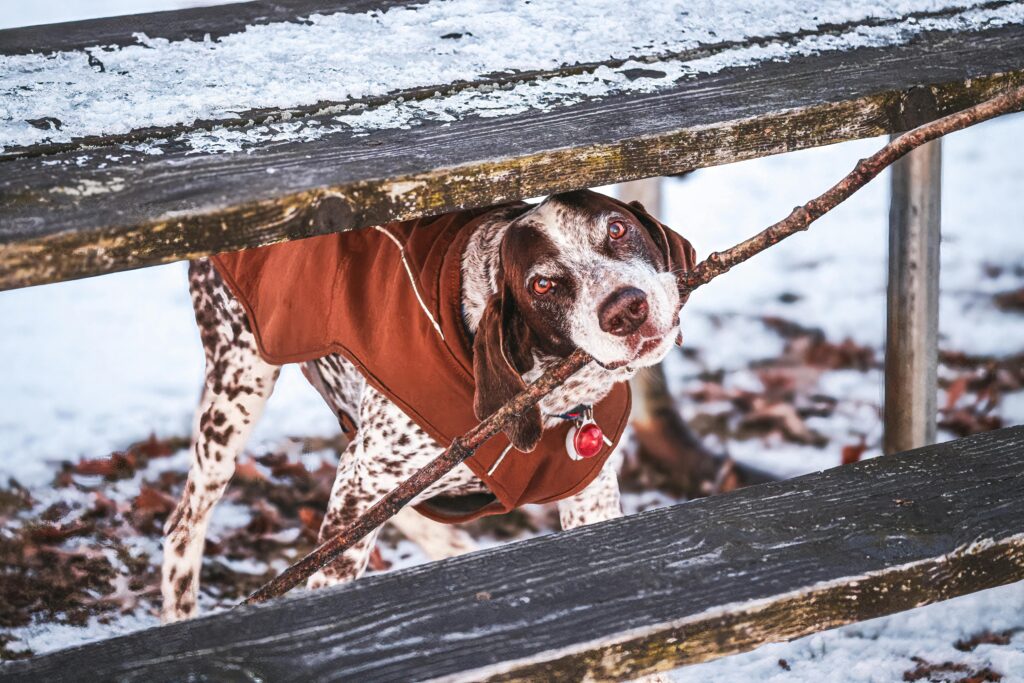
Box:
[884,139,942,454]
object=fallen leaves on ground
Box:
[954,629,1018,652]
[686,318,874,448]
[903,656,1002,682]
[938,351,1021,437]
[994,287,1024,313]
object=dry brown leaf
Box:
[234,457,267,482]
[133,486,176,515]
[841,437,868,466]
[298,506,324,537]
[368,546,391,572]
[945,375,970,411]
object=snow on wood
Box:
[2,1,1023,154]
[2,14,1023,290]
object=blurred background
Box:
[2,2,1023,680]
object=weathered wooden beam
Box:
[884,137,942,454]
[1,22,1023,291]
[4,426,1024,682]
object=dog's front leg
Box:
[307,436,382,589]
[557,457,622,530]
[162,262,282,622]
[161,353,279,622]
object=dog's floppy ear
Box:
[472,286,543,452]
[626,199,698,299]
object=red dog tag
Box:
[566,420,605,460]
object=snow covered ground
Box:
[2,1,1024,680]
[2,113,1022,677]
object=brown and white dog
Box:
[161,189,694,622]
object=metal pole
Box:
[884,139,941,454]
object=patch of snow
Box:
[6,611,160,658]
[0,67,1021,675]
[50,177,126,196]
[212,556,268,576]
[672,580,1024,682]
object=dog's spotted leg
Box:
[308,387,484,588]
[306,435,381,589]
[161,260,281,623]
[557,457,623,530]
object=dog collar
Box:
[549,405,614,461]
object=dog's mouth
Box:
[632,336,663,357]
[589,314,682,371]
[607,329,676,369]
[633,313,681,358]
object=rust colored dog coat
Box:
[211,204,631,523]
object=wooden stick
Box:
[243,83,1024,606]
[244,348,593,604]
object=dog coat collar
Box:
[209,206,631,523]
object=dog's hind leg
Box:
[557,456,623,530]
[162,260,280,622]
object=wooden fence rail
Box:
[2,4,1023,289]
[4,426,1024,682]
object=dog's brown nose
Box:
[598,287,649,336]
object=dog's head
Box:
[473,189,696,451]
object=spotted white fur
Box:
[523,200,683,368]
[163,193,684,626]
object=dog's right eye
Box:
[608,220,628,240]
[531,277,555,296]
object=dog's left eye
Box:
[531,276,555,296]
[608,221,628,240]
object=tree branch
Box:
[679,84,1024,293]
[243,83,1024,606]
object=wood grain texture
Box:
[1,22,1023,291]
[5,426,1024,683]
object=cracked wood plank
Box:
[4,426,1024,682]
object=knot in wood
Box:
[313,195,353,235]
[895,85,939,131]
